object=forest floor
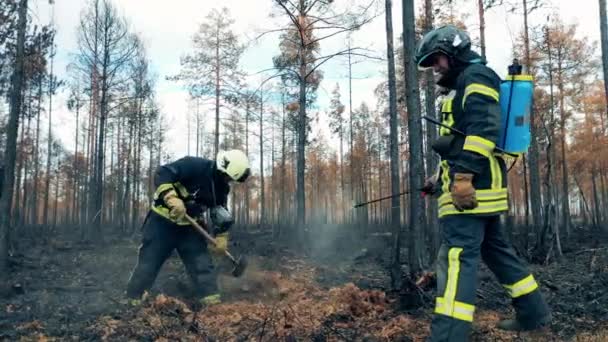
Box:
[0,224,608,341]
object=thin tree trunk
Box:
[557,68,571,237]
[214,27,220,157]
[43,39,55,227]
[600,169,607,226]
[403,0,424,276]
[296,33,307,225]
[385,0,402,289]
[32,63,43,225]
[524,0,544,234]
[592,167,602,229]
[0,0,28,277]
[22,105,31,226]
[13,114,25,227]
[259,89,265,225]
[196,97,200,157]
[478,0,486,58]
[599,0,608,117]
[544,27,563,260]
[245,100,250,224]
[72,98,80,225]
[424,0,439,261]
[349,44,354,224]
[523,155,530,226]
[53,163,59,229]
[280,94,286,226]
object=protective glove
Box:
[451,173,478,211]
[163,189,186,220]
[208,232,229,256]
[421,173,439,196]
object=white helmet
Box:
[216,149,251,182]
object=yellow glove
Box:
[451,173,478,211]
[208,232,229,256]
[163,189,186,220]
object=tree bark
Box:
[385,0,402,290]
[478,0,486,58]
[296,38,307,225]
[424,0,439,261]
[0,0,28,277]
[349,43,354,224]
[402,0,424,276]
[599,0,608,117]
[32,61,44,225]
[280,94,286,225]
[43,40,55,228]
[214,25,221,157]
[245,101,250,224]
[260,89,265,225]
[523,0,544,234]
[557,58,571,237]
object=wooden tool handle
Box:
[184,214,236,263]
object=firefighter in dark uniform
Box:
[126,149,251,305]
[416,25,551,341]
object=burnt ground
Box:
[0,223,607,341]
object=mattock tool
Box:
[184,214,247,277]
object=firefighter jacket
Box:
[433,61,508,218]
[151,156,230,226]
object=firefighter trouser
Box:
[429,215,550,341]
[126,211,218,298]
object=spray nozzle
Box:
[508,59,522,76]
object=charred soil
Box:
[0,225,607,341]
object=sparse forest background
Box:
[1,0,608,340]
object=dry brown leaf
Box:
[16,320,44,331]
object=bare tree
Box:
[0,0,27,278]
[75,0,138,235]
[384,0,402,289]
[600,0,608,117]
[272,0,377,224]
[402,0,424,276]
[172,7,244,157]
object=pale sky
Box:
[30,0,604,172]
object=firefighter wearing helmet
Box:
[126,150,250,306]
[416,25,551,341]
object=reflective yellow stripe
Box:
[440,160,450,194]
[504,275,539,298]
[438,199,508,217]
[491,154,501,189]
[462,83,499,109]
[452,301,475,322]
[434,247,475,322]
[435,298,475,322]
[440,97,454,136]
[154,183,175,200]
[445,247,462,315]
[505,75,534,81]
[438,96,454,192]
[442,98,453,113]
[439,113,454,136]
[151,205,191,226]
[438,188,508,206]
[463,135,495,157]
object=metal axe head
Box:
[230,255,248,278]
